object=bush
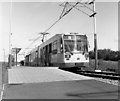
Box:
[89,49,120,61]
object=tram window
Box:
[36,51,38,58]
[63,35,74,39]
[49,43,52,53]
[77,39,88,52]
[76,35,86,40]
[52,42,54,51]
[38,48,40,58]
[52,40,57,51]
[52,40,57,54]
[64,40,75,52]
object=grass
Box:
[88,59,119,73]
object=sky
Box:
[0,0,119,62]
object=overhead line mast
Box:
[93,1,98,70]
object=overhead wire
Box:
[59,2,68,19]
[79,2,94,12]
[68,3,90,16]
[22,2,80,54]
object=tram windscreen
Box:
[77,35,88,52]
[63,35,88,52]
[64,40,75,52]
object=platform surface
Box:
[8,66,93,84]
[2,66,119,99]
[3,80,119,99]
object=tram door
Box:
[45,45,49,66]
[48,43,52,66]
[45,44,52,66]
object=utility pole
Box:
[93,1,98,70]
[89,0,98,70]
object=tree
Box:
[89,49,120,61]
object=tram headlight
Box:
[85,53,89,59]
[65,52,71,59]
[65,54,71,58]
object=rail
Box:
[76,70,120,80]
[61,69,120,80]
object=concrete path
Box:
[8,66,93,84]
[2,66,119,99]
[3,80,118,99]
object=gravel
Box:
[95,78,119,86]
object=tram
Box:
[25,33,89,69]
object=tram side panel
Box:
[25,35,62,67]
[36,35,62,67]
[50,37,64,67]
[39,48,45,66]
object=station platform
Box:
[2,66,119,99]
[8,66,93,84]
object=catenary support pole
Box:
[93,1,98,70]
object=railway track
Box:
[76,70,120,80]
[61,68,120,80]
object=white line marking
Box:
[0,84,5,101]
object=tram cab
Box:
[59,33,89,68]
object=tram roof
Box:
[38,34,62,48]
[38,33,87,48]
[63,32,86,35]
[25,33,87,56]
